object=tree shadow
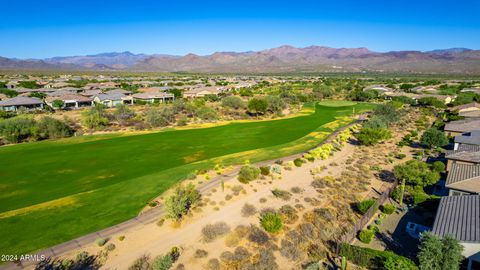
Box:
[35,253,101,270]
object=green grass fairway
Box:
[0,101,373,256]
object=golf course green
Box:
[0,101,373,256]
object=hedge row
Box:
[339,243,417,270]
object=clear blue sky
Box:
[2,0,480,58]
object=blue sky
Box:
[2,0,480,58]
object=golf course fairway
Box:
[0,101,373,256]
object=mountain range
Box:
[2,46,480,74]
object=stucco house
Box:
[183,86,224,98]
[132,92,175,103]
[452,103,480,118]
[431,195,480,270]
[0,96,44,111]
[445,163,480,196]
[45,94,93,109]
[93,93,133,108]
[444,119,480,137]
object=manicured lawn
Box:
[0,101,373,256]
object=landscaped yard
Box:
[0,101,373,256]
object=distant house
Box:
[105,89,132,95]
[452,103,480,118]
[5,82,18,89]
[461,87,480,95]
[0,96,44,111]
[445,163,480,195]
[431,195,480,270]
[80,90,102,97]
[45,94,93,109]
[445,150,480,171]
[444,119,480,136]
[93,93,133,107]
[363,85,393,93]
[454,131,480,149]
[132,92,175,103]
[183,86,224,98]
[138,86,172,93]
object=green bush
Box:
[164,183,200,220]
[34,116,73,140]
[339,243,418,270]
[381,204,396,215]
[260,212,283,233]
[259,166,270,176]
[356,199,377,215]
[431,161,445,173]
[0,116,35,143]
[390,187,402,202]
[358,229,374,243]
[152,254,173,270]
[293,158,304,167]
[238,165,261,183]
[95,238,108,247]
[356,127,392,146]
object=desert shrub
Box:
[0,116,36,143]
[339,243,417,270]
[356,199,377,215]
[303,153,315,162]
[81,106,109,130]
[152,254,173,270]
[290,186,302,194]
[271,188,292,200]
[157,218,165,227]
[270,164,282,174]
[238,165,261,183]
[194,249,208,258]
[357,127,392,145]
[105,243,116,251]
[220,247,251,268]
[293,158,304,167]
[222,95,246,109]
[118,235,125,241]
[201,222,231,242]
[279,205,298,224]
[395,153,406,159]
[34,116,73,140]
[95,238,108,247]
[129,254,151,270]
[381,204,396,215]
[280,239,302,261]
[207,258,220,270]
[259,166,270,176]
[241,203,257,217]
[260,212,283,233]
[358,229,374,243]
[309,143,334,159]
[164,183,200,220]
[390,187,402,201]
[247,225,270,245]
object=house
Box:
[363,85,393,93]
[183,86,223,98]
[0,96,44,111]
[444,119,480,136]
[45,94,93,109]
[93,93,133,108]
[132,92,175,103]
[454,131,480,149]
[431,195,480,270]
[461,87,480,95]
[445,163,480,195]
[445,150,480,171]
[452,103,480,118]
[5,82,18,89]
[80,90,102,97]
[105,89,132,95]
[138,86,172,93]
